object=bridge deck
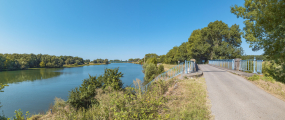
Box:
[200,64,285,120]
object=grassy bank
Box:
[247,75,285,101]
[162,77,212,119]
[63,63,105,68]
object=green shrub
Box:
[144,63,157,83]
[158,64,164,74]
[146,57,157,65]
[248,74,260,81]
[262,61,285,83]
[67,68,124,109]
[67,75,101,109]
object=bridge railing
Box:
[239,57,263,74]
[209,59,235,70]
[145,60,195,90]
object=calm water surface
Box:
[0,63,144,117]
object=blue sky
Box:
[0,0,264,60]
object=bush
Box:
[67,75,101,109]
[248,74,260,81]
[158,64,164,74]
[262,61,285,83]
[100,68,124,91]
[67,68,124,109]
[144,63,157,83]
[146,57,157,65]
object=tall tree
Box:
[231,0,285,62]
[200,21,242,60]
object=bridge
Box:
[148,58,285,119]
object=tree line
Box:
[90,59,109,64]
[0,53,86,71]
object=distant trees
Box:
[104,59,109,64]
[128,58,140,62]
[0,53,86,70]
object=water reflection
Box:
[0,68,63,84]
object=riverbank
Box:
[63,63,105,68]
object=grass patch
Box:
[246,75,285,101]
[162,77,212,119]
[162,64,178,71]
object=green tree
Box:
[39,61,46,68]
[143,63,157,83]
[158,64,164,74]
[200,21,242,60]
[231,0,285,62]
[67,68,123,109]
[100,68,123,90]
[104,59,109,64]
[0,54,6,71]
[146,57,157,65]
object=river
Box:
[0,63,144,118]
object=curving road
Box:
[199,64,285,120]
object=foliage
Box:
[144,53,158,62]
[241,55,266,60]
[143,63,158,83]
[262,61,285,83]
[67,68,123,109]
[67,75,102,109]
[30,79,172,119]
[158,64,164,74]
[231,0,285,64]
[91,59,105,64]
[100,68,123,90]
[0,53,86,70]
[103,59,109,64]
[146,57,157,65]
[248,74,260,81]
[128,58,140,62]
[11,109,30,120]
[163,21,243,64]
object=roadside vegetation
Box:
[142,57,164,85]
[163,77,212,119]
[246,61,285,101]
[0,66,211,120]
[231,0,285,99]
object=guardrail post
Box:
[253,57,257,73]
[232,59,235,70]
[185,60,187,74]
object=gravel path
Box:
[199,64,285,120]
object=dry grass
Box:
[162,77,213,119]
[162,64,178,71]
[248,76,285,102]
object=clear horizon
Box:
[0,0,264,60]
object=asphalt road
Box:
[199,64,285,120]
